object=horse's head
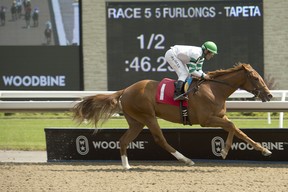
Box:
[240,64,273,102]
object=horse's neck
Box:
[214,70,246,98]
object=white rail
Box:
[0,90,287,127]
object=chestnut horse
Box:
[73,63,273,169]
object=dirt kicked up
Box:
[0,161,287,192]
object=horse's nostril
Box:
[268,94,273,99]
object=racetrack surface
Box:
[0,150,46,163]
[0,0,75,45]
[0,0,54,45]
[0,159,287,192]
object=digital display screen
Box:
[106,0,263,90]
[0,0,82,90]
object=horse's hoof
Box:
[186,159,195,166]
[123,165,131,170]
[221,149,228,159]
[180,158,195,166]
[262,148,272,156]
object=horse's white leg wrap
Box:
[172,151,185,159]
[171,151,195,166]
[262,148,272,156]
[121,155,131,170]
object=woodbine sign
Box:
[2,75,66,87]
[45,128,288,162]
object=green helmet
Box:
[201,41,218,54]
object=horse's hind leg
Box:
[144,116,194,166]
[119,113,144,170]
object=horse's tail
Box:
[73,90,124,127]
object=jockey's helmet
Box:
[202,41,218,54]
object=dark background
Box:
[0,46,82,90]
[106,0,263,90]
[0,0,83,90]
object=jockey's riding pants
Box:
[165,49,189,82]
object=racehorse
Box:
[11,3,17,21]
[16,3,22,19]
[32,8,39,27]
[44,21,52,45]
[44,28,52,45]
[73,63,273,170]
[24,5,31,28]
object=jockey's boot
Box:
[174,80,188,100]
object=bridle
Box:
[181,68,267,99]
[201,69,267,98]
[243,70,267,98]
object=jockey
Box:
[164,41,218,100]
[45,20,52,29]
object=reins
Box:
[178,78,234,98]
[181,69,266,99]
[206,79,231,87]
[174,79,204,99]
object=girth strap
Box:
[179,101,191,125]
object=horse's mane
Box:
[207,62,252,78]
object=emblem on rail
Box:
[211,136,225,157]
[76,135,89,155]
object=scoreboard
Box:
[106,0,263,90]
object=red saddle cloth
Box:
[156,78,188,107]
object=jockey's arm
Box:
[186,63,206,79]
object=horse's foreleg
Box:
[220,129,235,159]
[204,116,272,158]
[219,116,236,159]
[201,116,236,159]
[222,116,271,155]
[233,128,272,156]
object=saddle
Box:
[156,78,200,125]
